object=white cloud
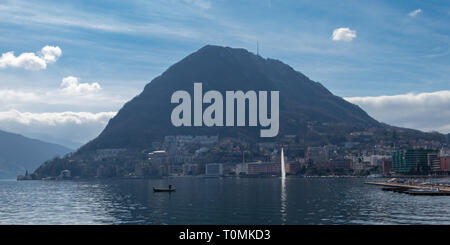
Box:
[40,45,62,63]
[61,76,101,95]
[0,88,124,111]
[0,110,116,126]
[408,9,422,17]
[0,45,61,70]
[0,90,41,104]
[331,27,357,42]
[0,51,47,70]
[345,90,450,133]
[0,110,116,147]
[0,76,127,113]
[0,77,127,147]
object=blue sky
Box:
[0,0,449,148]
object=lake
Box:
[0,177,449,225]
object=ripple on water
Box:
[0,178,449,224]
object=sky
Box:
[0,0,449,148]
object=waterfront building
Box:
[438,148,450,175]
[246,162,280,175]
[221,163,237,176]
[350,157,371,173]
[392,149,437,174]
[168,165,183,176]
[427,152,438,168]
[205,163,224,176]
[182,163,200,175]
[315,160,332,169]
[369,155,391,167]
[135,162,152,176]
[331,159,352,169]
[235,163,248,175]
[350,156,363,171]
[440,157,450,174]
[432,158,442,174]
[382,160,392,176]
[286,162,300,174]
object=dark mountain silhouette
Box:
[33,45,445,178]
[0,129,72,178]
[80,45,380,151]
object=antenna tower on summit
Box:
[257,41,259,56]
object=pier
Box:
[365,181,450,195]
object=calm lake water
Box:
[0,177,449,225]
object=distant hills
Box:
[0,129,72,178]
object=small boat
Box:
[153,187,176,192]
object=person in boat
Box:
[168,184,172,190]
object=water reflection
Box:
[280,178,287,224]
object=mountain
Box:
[23,132,83,150]
[0,129,72,178]
[34,45,446,178]
[80,45,380,151]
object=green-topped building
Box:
[392,149,437,174]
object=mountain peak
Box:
[77,45,380,151]
[191,44,265,65]
[197,44,252,54]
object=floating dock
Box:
[365,181,450,196]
